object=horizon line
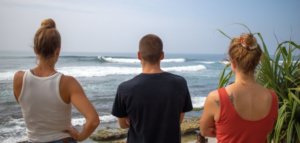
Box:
[0,50,227,56]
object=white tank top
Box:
[19,70,71,142]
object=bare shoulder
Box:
[256,84,274,96]
[204,89,220,107]
[60,74,83,92]
[14,71,25,81]
[13,71,25,102]
[207,90,219,102]
[60,75,79,90]
[262,86,277,101]
[208,90,219,98]
[201,89,221,123]
[13,71,25,86]
[60,74,80,86]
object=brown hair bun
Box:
[41,18,56,29]
[228,33,262,74]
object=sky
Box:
[0,0,299,54]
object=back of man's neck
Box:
[142,64,163,74]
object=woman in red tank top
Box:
[199,33,278,143]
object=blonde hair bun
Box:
[41,18,56,29]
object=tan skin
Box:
[199,60,273,138]
[13,48,100,141]
[117,51,185,129]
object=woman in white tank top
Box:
[13,18,100,143]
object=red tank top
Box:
[215,88,278,143]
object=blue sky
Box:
[0,0,299,54]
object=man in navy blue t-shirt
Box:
[112,34,193,143]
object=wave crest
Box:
[58,65,206,78]
[0,65,206,80]
[72,115,117,126]
[98,56,186,63]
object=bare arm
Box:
[64,76,100,141]
[180,113,185,123]
[199,91,218,137]
[13,71,25,103]
[118,117,130,129]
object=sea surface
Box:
[0,52,228,143]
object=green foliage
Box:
[218,64,233,88]
[217,29,300,142]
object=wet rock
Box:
[90,127,127,141]
[181,118,199,135]
[90,118,200,141]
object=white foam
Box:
[163,65,206,72]
[0,65,207,80]
[0,118,25,130]
[0,118,27,143]
[162,58,186,63]
[71,117,86,126]
[199,61,216,64]
[100,114,117,123]
[0,64,206,81]
[72,115,117,126]
[58,65,206,78]
[2,136,27,143]
[99,56,140,63]
[0,71,15,81]
[192,96,206,109]
[98,56,186,63]
[58,66,141,77]
[220,61,230,65]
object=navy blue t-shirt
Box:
[112,72,193,143]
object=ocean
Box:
[0,52,228,143]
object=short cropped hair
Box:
[139,34,163,64]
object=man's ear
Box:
[138,51,142,60]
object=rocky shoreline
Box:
[90,118,200,142]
